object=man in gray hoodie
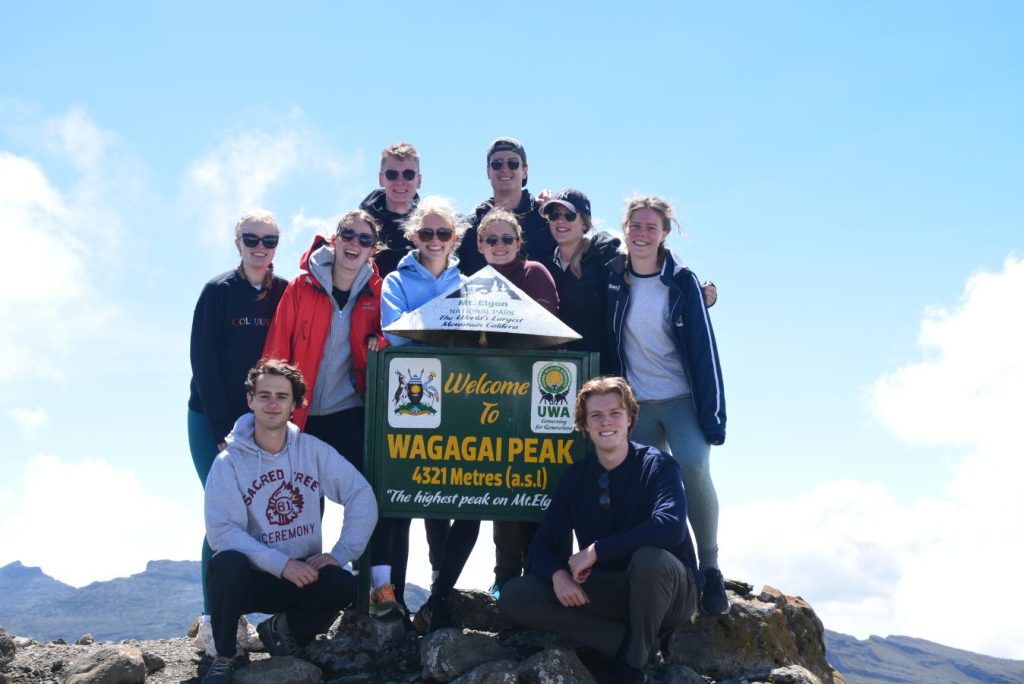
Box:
[202,360,379,683]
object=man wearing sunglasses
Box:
[457,137,556,275]
[360,142,422,277]
[499,377,702,684]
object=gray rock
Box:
[0,628,15,669]
[449,590,512,633]
[515,648,597,684]
[75,636,93,647]
[306,614,410,677]
[141,651,165,674]
[450,659,517,684]
[764,664,824,683]
[659,663,707,683]
[62,645,146,684]
[234,656,322,684]
[664,585,833,683]
[420,629,513,683]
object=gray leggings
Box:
[630,395,719,570]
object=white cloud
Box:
[7,408,47,435]
[0,152,111,383]
[723,256,1024,660]
[181,115,360,249]
[0,109,137,386]
[870,255,1023,448]
[0,454,202,587]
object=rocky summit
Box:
[0,579,851,684]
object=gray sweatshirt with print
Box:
[204,413,378,577]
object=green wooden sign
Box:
[365,346,598,522]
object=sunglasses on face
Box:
[482,234,518,247]
[598,471,611,509]
[384,169,418,181]
[544,207,578,223]
[338,228,376,248]
[416,227,454,243]
[489,158,521,171]
[240,233,280,249]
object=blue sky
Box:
[2,1,1021,659]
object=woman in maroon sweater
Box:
[477,207,558,595]
[476,207,558,315]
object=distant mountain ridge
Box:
[1,561,1021,683]
[823,630,1024,684]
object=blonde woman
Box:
[380,197,472,628]
[188,211,287,655]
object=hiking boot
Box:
[700,567,730,615]
[426,593,453,632]
[369,583,403,618]
[256,614,299,657]
[201,656,234,684]
[412,592,454,634]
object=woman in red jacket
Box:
[263,209,387,468]
[262,209,398,613]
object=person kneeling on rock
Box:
[201,360,378,683]
[499,376,702,684]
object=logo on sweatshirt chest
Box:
[266,481,305,526]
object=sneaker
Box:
[700,567,730,615]
[487,582,502,600]
[194,619,217,657]
[369,584,403,618]
[236,615,263,651]
[201,656,234,684]
[195,616,264,656]
[256,614,299,657]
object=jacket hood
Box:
[299,234,330,273]
[224,412,302,459]
[300,234,377,297]
[362,188,420,219]
[583,231,623,264]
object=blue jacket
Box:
[607,250,727,445]
[381,249,465,346]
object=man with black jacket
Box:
[457,137,556,275]
[360,142,421,277]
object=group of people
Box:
[188,138,728,684]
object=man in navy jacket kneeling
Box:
[499,376,703,684]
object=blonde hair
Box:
[234,209,279,238]
[234,210,279,299]
[381,142,419,167]
[402,196,464,243]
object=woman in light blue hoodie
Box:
[379,197,471,628]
